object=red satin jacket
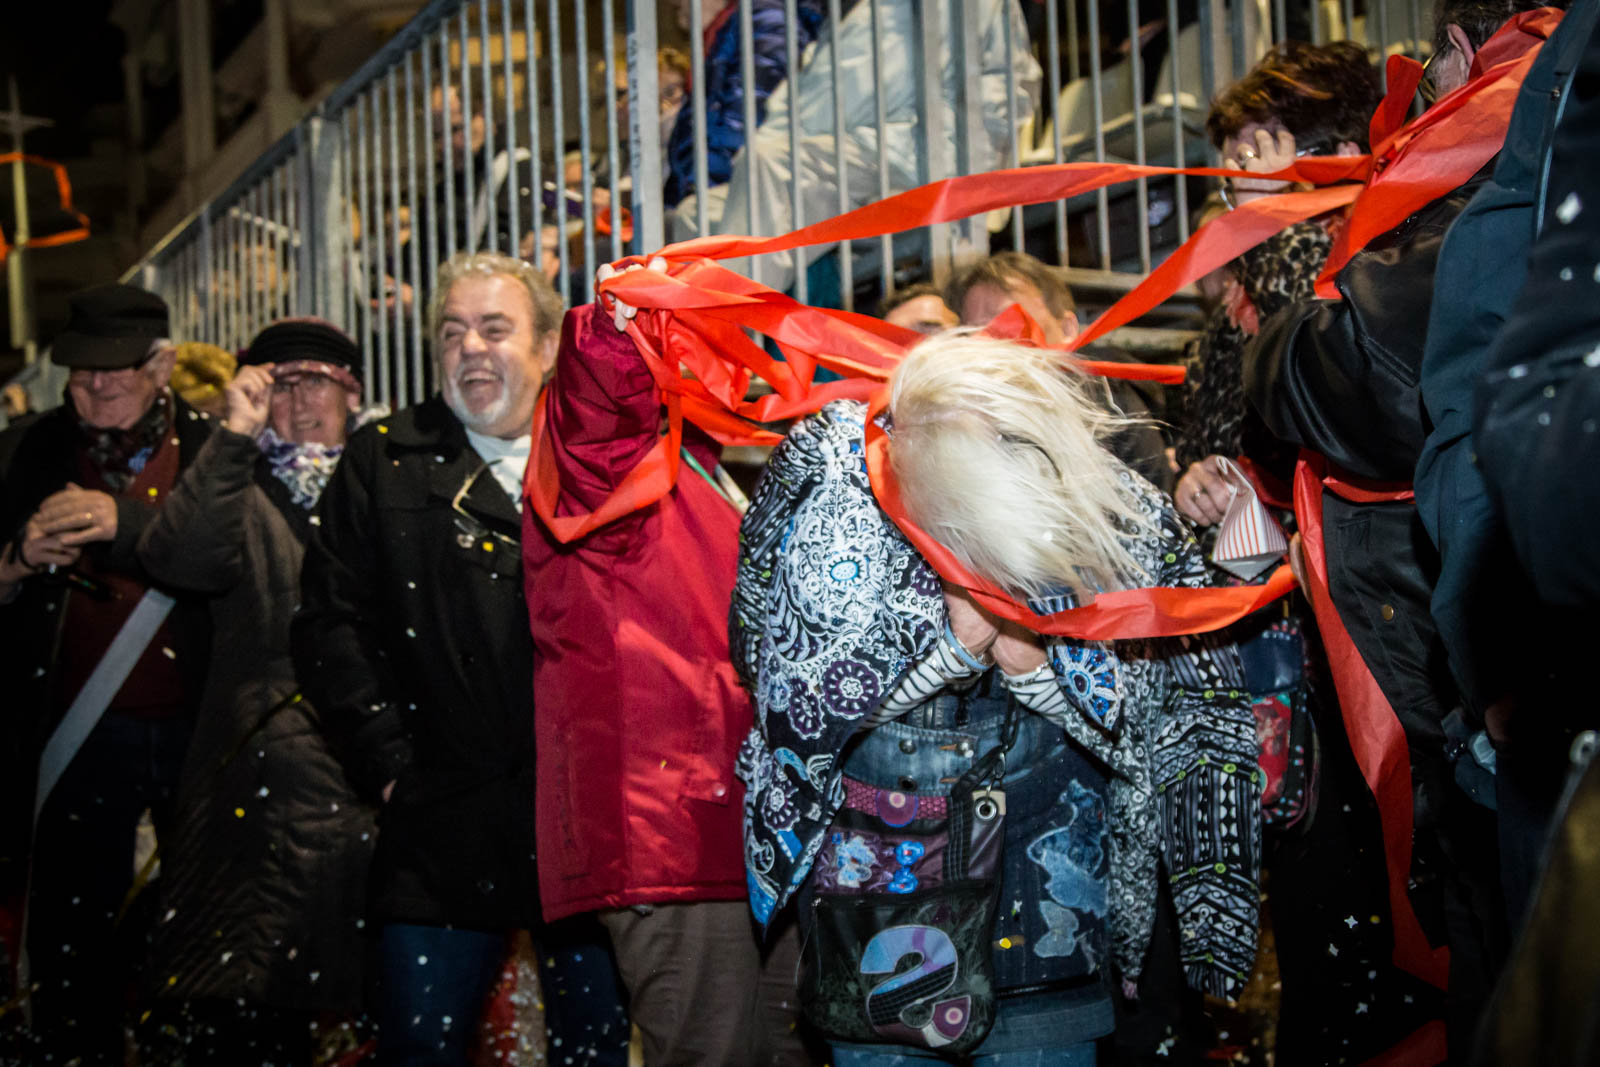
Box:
[521,302,751,921]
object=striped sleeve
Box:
[864,624,988,727]
[999,661,1075,725]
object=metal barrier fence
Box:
[120,0,1435,410]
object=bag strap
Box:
[943,696,1022,882]
[35,588,177,820]
[679,445,749,513]
[953,689,1023,795]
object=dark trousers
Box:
[138,1000,319,1066]
[376,917,630,1066]
[26,711,192,1066]
[1267,717,1440,1066]
[599,900,820,1067]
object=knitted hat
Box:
[242,318,362,396]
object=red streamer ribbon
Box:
[1317,8,1562,295]
[1294,451,1450,995]
[523,16,1561,1042]
[530,7,1558,648]
[862,388,1299,639]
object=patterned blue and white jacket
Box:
[729,401,1264,999]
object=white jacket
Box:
[672,0,1042,291]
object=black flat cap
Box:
[241,318,361,379]
[52,284,171,370]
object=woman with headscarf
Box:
[730,332,1262,1066]
[135,319,383,1064]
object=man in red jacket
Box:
[521,287,814,1066]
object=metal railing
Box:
[115,0,1435,411]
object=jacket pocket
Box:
[551,725,591,878]
[679,664,748,806]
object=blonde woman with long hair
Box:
[730,331,1262,1065]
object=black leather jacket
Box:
[1242,183,1487,834]
[1245,180,1485,483]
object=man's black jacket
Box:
[292,396,541,930]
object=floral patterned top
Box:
[729,400,1264,998]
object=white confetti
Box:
[1344,916,1358,928]
[1556,191,1583,224]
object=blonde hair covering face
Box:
[887,331,1152,601]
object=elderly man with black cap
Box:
[133,318,383,1063]
[0,283,212,1065]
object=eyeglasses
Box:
[271,373,338,398]
[450,462,520,553]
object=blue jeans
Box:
[831,1039,1096,1067]
[377,918,629,1066]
